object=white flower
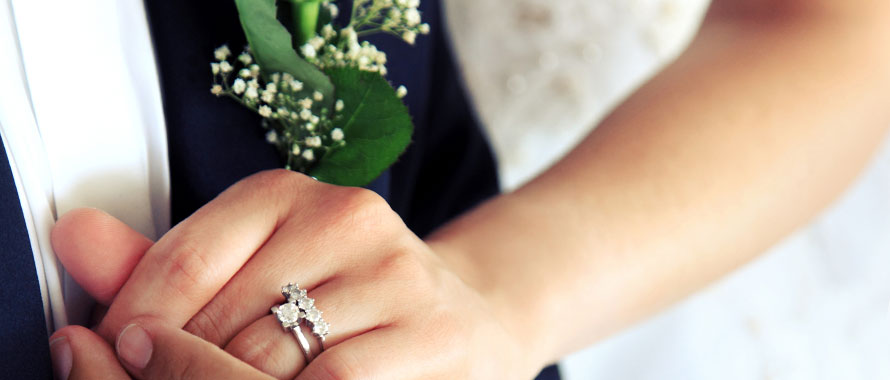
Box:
[238,52,252,65]
[396,85,407,98]
[266,130,278,143]
[271,73,281,83]
[310,115,320,124]
[306,136,322,148]
[248,79,259,88]
[331,128,344,142]
[404,9,421,26]
[261,91,275,103]
[335,99,344,112]
[291,80,304,91]
[258,105,273,117]
[291,144,301,155]
[302,149,315,161]
[418,23,430,34]
[305,122,315,131]
[250,64,261,76]
[328,3,338,18]
[300,109,313,120]
[239,68,252,78]
[232,78,247,94]
[219,61,233,73]
[277,108,290,117]
[265,82,277,94]
[214,45,231,60]
[407,0,420,8]
[298,98,313,109]
[402,30,416,44]
[245,86,258,99]
[321,24,336,40]
[301,43,317,59]
[313,91,324,101]
[210,84,223,96]
[211,63,220,75]
[309,36,325,51]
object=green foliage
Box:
[234,0,333,109]
[310,67,413,186]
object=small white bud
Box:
[331,128,344,142]
[245,86,258,99]
[258,105,273,118]
[291,80,303,91]
[396,85,407,98]
[214,44,231,60]
[239,68,252,78]
[219,61,233,73]
[211,63,220,75]
[301,44,317,59]
[335,99,344,112]
[402,30,417,45]
[299,98,313,109]
[302,149,315,161]
[232,78,247,94]
[261,91,275,103]
[309,36,325,50]
[210,84,223,96]
[404,9,421,26]
[291,144,301,155]
[300,109,313,120]
[277,108,290,117]
[248,79,259,88]
[313,91,324,101]
[306,136,322,148]
[250,64,261,75]
[418,23,430,34]
[266,130,278,143]
[328,3,338,18]
[271,73,281,83]
[238,52,252,65]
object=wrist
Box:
[426,237,555,378]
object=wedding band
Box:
[271,283,330,362]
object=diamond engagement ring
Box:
[271,283,330,362]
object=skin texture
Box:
[48,0,890,378]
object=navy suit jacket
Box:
[0,0,560,378]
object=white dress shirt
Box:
[0,0,170,333]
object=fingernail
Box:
[50,336,72,380]
[116,324,153,369]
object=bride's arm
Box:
[428,0,890,365]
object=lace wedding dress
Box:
[445,0,890,379]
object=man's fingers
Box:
[52,208,153,305]
[115,318,273,380]
[49,325,130,380]
[97,170,316,342]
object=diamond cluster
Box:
[273,283,330,340]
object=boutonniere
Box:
[210,0,429,186]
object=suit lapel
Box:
[0,136,52,379]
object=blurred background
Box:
[442,0,890,379]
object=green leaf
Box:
[234,0,333,106]
[310,68,414,186]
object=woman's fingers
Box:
[222,278,388,379]
[113,317,274,380]
[49,325,130,380]
[52,208,152,305]
[97,170,317,343]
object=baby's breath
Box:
[210,47,347,172]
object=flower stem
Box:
[289,0,321,47]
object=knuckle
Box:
[161,238,218,302]
[328,187,395,229]
[183,307,224,346]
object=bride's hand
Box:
[52,170,535,379]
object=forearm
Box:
[428,3,890,370]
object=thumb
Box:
[114,317,274,380]
[52,208,153,305]
[49,325,130,380]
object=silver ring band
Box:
[272,283,330,362]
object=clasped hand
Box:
[50,170,531,379]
